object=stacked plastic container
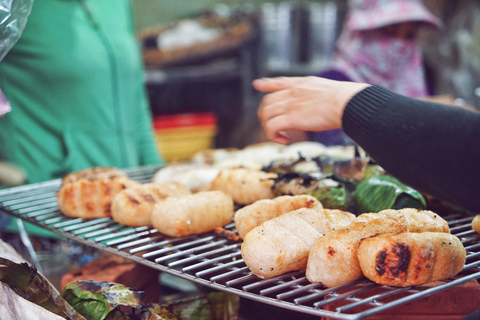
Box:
[153,112,217,162]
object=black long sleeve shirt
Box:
[342,86,480,213]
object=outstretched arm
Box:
[254,76,369,144]
[343,85,480,212]
[254,76,480,212]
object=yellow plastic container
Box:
[154,113,217,162]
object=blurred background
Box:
[132,0,480,156]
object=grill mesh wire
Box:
[0,164,479,320]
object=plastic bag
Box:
[0,0,34,60]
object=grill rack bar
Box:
[1,164,479,320]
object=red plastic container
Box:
[153,112,217,161]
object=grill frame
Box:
[1,164,479,320]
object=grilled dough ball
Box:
[60,166,127,186]
[305,209,450,287]
[57,167,140,219]
[358,232,466,287]
[151,191,234,237]
[322,209,358,229]
[241,208,355,279]
[355,208,450,233]
[111,182,191,227]
[234,194,324,239]
[211,168,277,205]
[306,217,408,287]
[472,215,480,234]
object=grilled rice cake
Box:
[151,190,234,237]
[472,215,480,234]
[111,182,191,227]
[234,194,322,239]
[57,167,140,219]
[306,209,451,287]
[306,216,408,287]
[242,207,355,279]
[211,168,277,205]
[358,232,466,287]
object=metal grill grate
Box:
[1,164,480,319]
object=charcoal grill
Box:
[1,164,480,319]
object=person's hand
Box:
[254,76,370,145]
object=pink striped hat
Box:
[346,0,442,31]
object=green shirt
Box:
[0,0,163,183]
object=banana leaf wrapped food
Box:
[0,257,85,319]
[263,155,370,211]
[263,153,426,214]
[352,174,426,214]
[61,280,239,320]
[60,280,178,320]
[270,172,349,211]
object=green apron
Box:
[0,0,164,237]
[0,0,163,184]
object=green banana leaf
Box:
[164,292,239,320]
[270,171,349,210]
[60,280,179,320]
[352,174,426,213]
[307,184,348,210]
[362,164,386,180]
[0,257,85,319]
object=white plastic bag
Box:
[0,0,34,60]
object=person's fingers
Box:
[252,77,308,93]
[261,111,296,145]
[257,97,305,135]
[272,131,290,145]
[257,92,289,123]
[259,89,290,110]
[257,86,303,129]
